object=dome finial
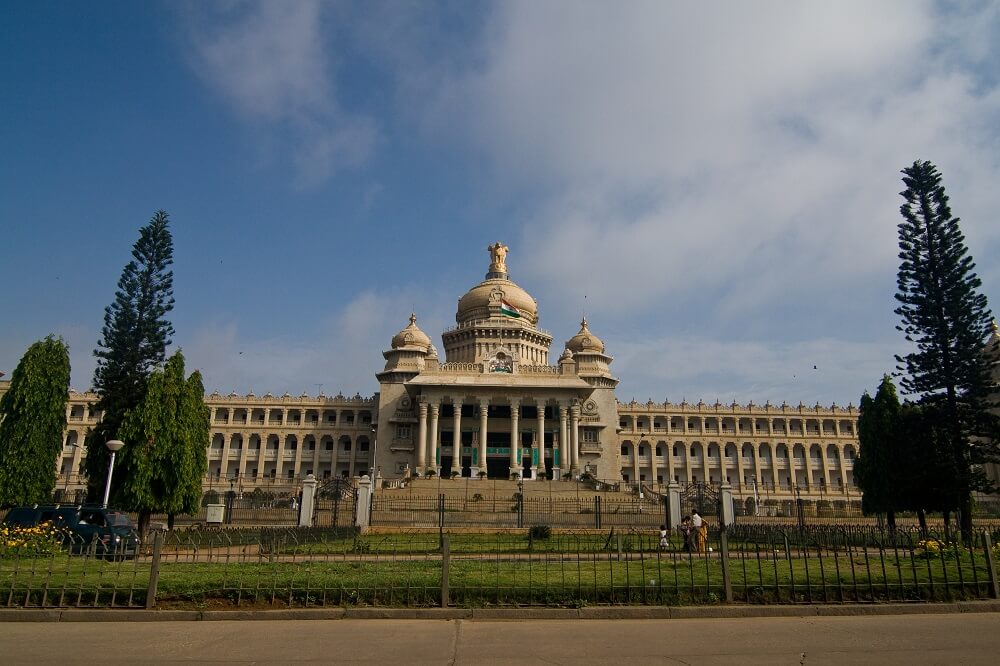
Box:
[409,312,417,326]
[487,241,509,274]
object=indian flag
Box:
[499,299,521,318]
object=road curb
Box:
[1,600,999,622]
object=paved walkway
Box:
[2,610,1000,664]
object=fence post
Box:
[983,531,999,599]
[594,495,601,529]
[440,534,450,607]
[356,475,372,531]
[299,474,317,527]
[145,530,164,609]
[667,481,681,528]
[719,527,733,602]
[719,483,735,527]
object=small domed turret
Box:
[391,314,432,351]
[565,318,605,354]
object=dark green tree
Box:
[0,336,71,506]
[893,402,958,533]
[894,160,1000,538]
[84,211,175,501]
[113,351,208,533]
[854,375,902,528]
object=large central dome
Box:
[443,242,552,365]
[455,241,539,325]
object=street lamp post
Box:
[102,439,124,508]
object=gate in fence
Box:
[679,482,721,522]
[314,477,358,528]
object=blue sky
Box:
[2,1,999,407]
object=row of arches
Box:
[211,407,373,427]
[619,439,857,493]
[619,415,855,438]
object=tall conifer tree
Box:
[893,160,1000,537]
[0,336,71,506]
[85,211,175,501]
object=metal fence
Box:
[371,494,670,529]
[3,524,999,609]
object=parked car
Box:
[1,504,140,559]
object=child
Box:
[659,524,669,550]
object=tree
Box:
[84,211,175,501]
[893,160,1000,538]
[854,375,902,527]
[0,336,71,507]
[112,351,208,533]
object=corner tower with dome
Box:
[374,243,621,480]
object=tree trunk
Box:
[943,510,951,543]
[137,509,151,538]
[167,513,175,530]
[917,509,927,536]
[959,493,973,543]
[887,509,896,530]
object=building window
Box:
[582,429,597,443]
[396,425,411,439]
[621,445,628,455]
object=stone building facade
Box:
[3,244,997,504]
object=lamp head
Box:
[105,439,125,452]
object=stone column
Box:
[632,440,640,485]
[570,404,580,475]
[535,400,545,480]
[237,434,249,479]
[509,398,521,478]
[275,434,286,480]
[478,399,489,477]
[429,403,441,476]
[666,441,675,484]
[836,445,847,492]
[452,400,463,476]
[821,445,832,490]
[559,404,569,479]
[735,444,746,488]
[769,444,780,491]
[650,440,659,486]
[417,401,429,474]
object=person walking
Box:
[692,510,707,553]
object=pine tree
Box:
[854,375,902,528]
[894,160,1000,537]
[0,336,71,506]
[84,210,175,501]
[113,351,209,533]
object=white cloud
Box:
[181,0,377,184]
[180,287,454,398]
[415,2,1000,333]
[610,334,900,407]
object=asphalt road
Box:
[2,613,999,664]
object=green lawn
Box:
[3,528,996,608]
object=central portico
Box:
[374,244,620,480]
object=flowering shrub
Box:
[0,521,66,557]
[913,538,953,560]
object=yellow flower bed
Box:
[0,521,66,557]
